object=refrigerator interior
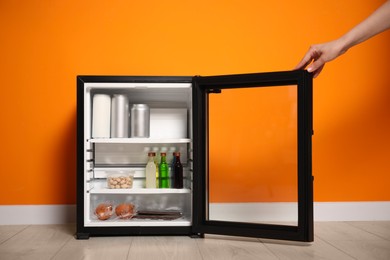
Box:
[83,82,193,227]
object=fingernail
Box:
[307,66,313,72]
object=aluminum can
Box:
[131,104,150,138]
[111,94,129,138]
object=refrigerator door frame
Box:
[191,70,313,242]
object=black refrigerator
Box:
[76,70,313,242]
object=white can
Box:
[92,94,111,138]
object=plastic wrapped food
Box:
[115,203,135,219]
[94,203,114,220]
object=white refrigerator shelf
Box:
[89,188,191,194]
[85,218,192,227]
[88,138,191,144]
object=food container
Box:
[107,172,134,189]
[150,108,187,138]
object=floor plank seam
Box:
[0,225,30,246]
[315,236,358,260]
[193,238,206,260]
[344,221,390,241]
[49,235,73,260]
[125,237,134,260]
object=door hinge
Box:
[207,89,221,94]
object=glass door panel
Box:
[208,86,298,226]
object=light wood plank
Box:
[53,236,133,260]
[1,222,390,260]
[315,222,390,260]
[127,236,202,260]
[197,234,278,260]
[0,225,27,244]
[0,225,72,260]
[260,236,355,260]
[314,221,382,241]
[347,221,390,240]
[326,239,390,260]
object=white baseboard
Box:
[210,202,390,222]
[0,202,389,225]
[313,201,390,221]
[0,205,76,225]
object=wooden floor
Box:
[1,222,389,259]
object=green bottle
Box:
[159,152,169,188]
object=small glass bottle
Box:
[155,158,159,188]
[173,152,183,189]
[152,147,159,188]
[145,152,157,188]
[170,152,176,188]
[159,152,169,188]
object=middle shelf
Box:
[89,188,191,194]
[88,138,191,144]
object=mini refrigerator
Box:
[76,70,313,242]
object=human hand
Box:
[295,40,346,78]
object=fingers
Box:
[294,46,320,70]
[295,46,327,77]
[312,65,324,78]
[294,51,314,70]
[307,58,325,73]
[306,58,325,78]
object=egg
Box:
[115,203,135,219]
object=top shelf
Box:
[88,138,191,144]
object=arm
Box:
[295,0,390,77]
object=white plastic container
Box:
[150,109,187,138]
[107,171,134,189]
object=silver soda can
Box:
[131,104,150,138]
[111,94,129,138]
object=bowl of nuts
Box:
[107,171,134,189]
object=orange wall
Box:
[0,0,389,205]
[209,86,300,202]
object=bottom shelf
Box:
[85,217,192,227]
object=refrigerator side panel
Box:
[76,77,88,238]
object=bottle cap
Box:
[160,152,166,156]
[148,152,156,156]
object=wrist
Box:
[336,35,352,55]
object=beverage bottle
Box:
[170,153,176,188]
[173,152,183,189]
[152,147,159,187]
[145,152,157,188]
[155,159,159,188]
[159,152,169,188]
